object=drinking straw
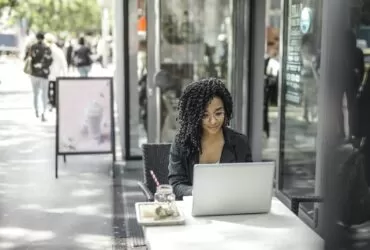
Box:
[150,170,160,187]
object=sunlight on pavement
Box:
[6,159,49,164]
[74,234,113,250]
[0,137,36,147]
[0,109,56,125]
[17,202,112,219]
[17,204,43,210]
[0,242,15,249]
[0,227,55,241]
[71,188,105,197]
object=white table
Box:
[143,197,324,250]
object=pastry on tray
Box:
[140,203,180,220]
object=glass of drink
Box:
[154,184,175,203]
[154,184,177,215]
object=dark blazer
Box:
[168,127,253,199]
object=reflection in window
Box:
[270,0,281,10]
[136,0,148,154]
[279,0,322,216]
[269,15,281,28]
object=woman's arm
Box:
[232,131,253,162]
[168,142,192,199]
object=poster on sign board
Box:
[56,77,114,154]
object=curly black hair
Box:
[175,78,233,155]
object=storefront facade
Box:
[113,0,367,240]
[113,0,320,225]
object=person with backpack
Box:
[73,37,93,77]
[29,32,53,122]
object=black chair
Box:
[290,195,323,230]
[290,195,324,216]
[138,143,171,201]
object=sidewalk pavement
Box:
[0,62,128,249]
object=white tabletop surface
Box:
[143,197,324,250]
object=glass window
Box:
[279,0,322,216]
[158,0,233,142]
[269,15,281,28]
[263,24,280,161]
[270,0,281,10]
[129,0,148,157]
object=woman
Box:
[168,78,252,200]
[73,37,92,77]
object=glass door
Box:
[277,0,323,218]
[122,0,148,159]
[146,0,234,143]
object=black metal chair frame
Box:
[138,143,171,202]
[290,195,370,248]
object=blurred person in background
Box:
[73,37,92,77]
[29,32,53,122]
[138,39,147,78]
[56,37,65,49]
[343,30,364,142]
[45,33,68,110]
[96,36,105,68]
[264,39,279,138]
[300,33,319,124]
[65,39,74,72]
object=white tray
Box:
[135,202,186,226]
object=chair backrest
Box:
[142,143,171,195]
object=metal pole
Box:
[248,0,266,161]
[318,0,350,247]
[146,0,161,143]
[112,0,125,159]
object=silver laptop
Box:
[191,162,275,216]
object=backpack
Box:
[73,46,92,67]
[30,42,53,78]
[23,56,32,75]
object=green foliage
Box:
[0,0,16,9]
[0,0,17,18]
[9,0,102,33]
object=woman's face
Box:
[202,97,225,135]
